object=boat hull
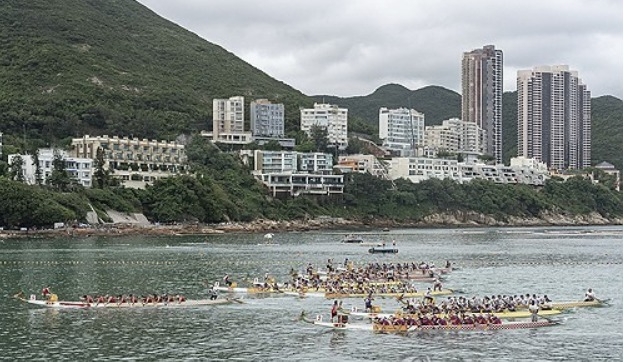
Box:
[15,296,240,309]
[349,309,562,320]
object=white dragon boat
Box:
[299,312,560,332]
[347,307,563,320]
[14,293,241,309]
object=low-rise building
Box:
[250,150,342,197]
[70,135,187,189]
[8,149,93,187]
[335,154,390,179]
[387,156,549,185]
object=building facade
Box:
[387,156,549,185]
[70,135,187,188]
[8,149,93,187]
[517,65,591,170]
[210,96,252,144]
[379,107,425,156]
[461,45,503,164]
[425,118,484,157]
[300,103,348,150]
[250,99,285,137]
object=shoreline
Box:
[0,212,621,239]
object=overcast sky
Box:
[136,0,623,98]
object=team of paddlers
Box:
[371,312,503,327]
[281,260,449,295]
[41,287,191,305]
[78,293,188,305]
[395,293,555,315]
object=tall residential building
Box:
[461,45,503,164]
[300,103,348,150]
[250,99,285,137]
[517,65,591,170]
[379,107,425,155]
[211,96,252,144]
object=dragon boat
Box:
[347,307,563,320]
[14,292,241,309]
[325,288,455,299]
[299,312,559,332]
[211,281,283,294]
[519,299,611,310]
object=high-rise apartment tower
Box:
[517,65,591,170]
[461,45,503,163]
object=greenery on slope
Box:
[0,0,312,150]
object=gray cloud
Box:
[137,0,623,98]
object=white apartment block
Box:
[462,45,504,164]
[517,65,591,170]
[253,150,298,174]
[425,118,484,157]
[210,96,253,144]
[379,107,425,155]
[387,156,549,185]
[251,150,342,197]
[300,103,348,150]
[8,149,93,187]
[0,132,3,157]
[70,135,187,189]
[250,99,285,137]
[252,150,333,175]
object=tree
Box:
[93,147,112,189]
[310,125,328,152]
[9,154,25,182]
[33,150,43,186]
[47,150,71,191]
[262,140,283,151]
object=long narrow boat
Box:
[519,299,611,310]
[211,282,283,294]
[299,312,559,332]
[375,320,559,333]
[347,308,563,320]
[14,294,242,309]
[325,288,455,299]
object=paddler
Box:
[223,274,232,287]
[528,300,540,322]
[330,300,339,322]
[584,288,596,302]
[364,294,373,312]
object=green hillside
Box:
[313,84,462,127]
[0,0,312,148]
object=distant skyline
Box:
[136,0,623,98]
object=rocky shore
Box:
[0,211,620,239]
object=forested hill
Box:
[0,0,312,147]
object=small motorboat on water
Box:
[258,233,279,245]
[368,247,398,254]
[342,234,364,243]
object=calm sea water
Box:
[0,225,621,361]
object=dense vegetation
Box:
[0,136,621,229]
[0,0,620,229]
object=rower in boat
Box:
[584,288,596,302]
[223,274,232,287]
